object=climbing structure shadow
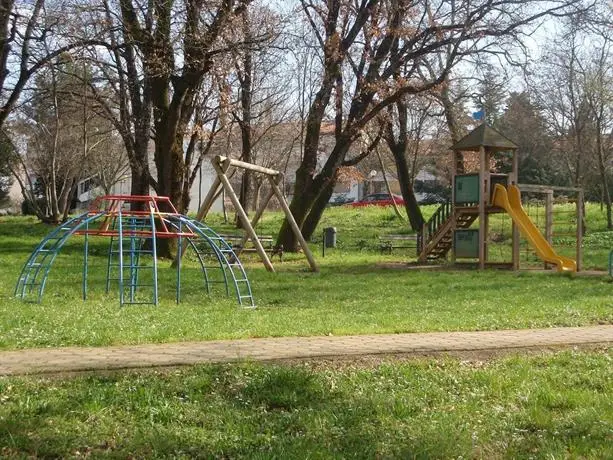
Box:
[15,195,255,308]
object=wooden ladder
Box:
[418,203,477,262]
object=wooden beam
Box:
[545,189,553,270]
[195,175,222,221]
[577,190,584,272]
[518,183,583,193]
[450,150,457,264]
[235,187,275,256]
[213,161,275,272]
[511,150,520,270]
[216,155,280,176]
[511,150,519,185]
[479,146,486,269]
[195,158,234,222]
[269,175,319,273]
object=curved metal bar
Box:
[15,209,253,307]
[178,216,254,307]
[15,212,106,302]
[163,216,227,298]
[15,212,90,296]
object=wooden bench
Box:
[379,234,418,253]
[219,234,283,261]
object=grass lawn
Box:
[0,204,612,349]
[0,206,611,458]
[0,349,611,458]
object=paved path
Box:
[0,325,611,376]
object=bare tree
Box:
[531,22,594,189]
[380,94,445,230]
[0,0,108,129]
[583,30,613,227]
[277,0,588,251]
[116,0,270,216]
[9,57,116,222]
[228,6,289,220]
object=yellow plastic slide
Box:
[491,184,576,272]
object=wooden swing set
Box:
[194,155,319,273]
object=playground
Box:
[0,128,612,457]
[1,199,612,457]
[1,201,612,349]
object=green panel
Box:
[454,174,480,204]
[454,229,479,258]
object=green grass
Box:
[0,349,611,458]
[1,207,611,458]
[0,204,612,349]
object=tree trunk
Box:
[375,146,405,221]
[153,125,185,258]
[389,145,424,231]
[237,11,253,227]
[276,147,344,252]
[439,84,465,174]
[277,187,316,252]
[253,179,262,213]
[301,179,335,242]
[595,121,612,229]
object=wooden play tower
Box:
[418,124,520,269]
[418,124,579,272]
[419,124,519,268]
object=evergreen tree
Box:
[498,91,560,184]
[473,68,507,126]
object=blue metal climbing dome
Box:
[15,195,255,307]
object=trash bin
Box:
[324,227,337,248]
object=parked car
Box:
[328,194,355,206]
[350,193,405,207]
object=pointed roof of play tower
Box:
[451,123,518,152]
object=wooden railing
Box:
[418,200,451,251]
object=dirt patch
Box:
[277,343,611,371]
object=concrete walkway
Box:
[0,325,611,376]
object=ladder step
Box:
[121,302,157,305]
[109,264,152,268]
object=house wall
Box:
[8,180,22,206]
[331,181,359,203]
[102,160,223,215]
[186,161,223,214]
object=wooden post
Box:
[269,175,319,273]
[484,148,492,265]
[545,189,553,244]
[450,148,458,264]
[213,160,275,272]
[479,146,486,269]
[195,160,241,222]
[511,150,519,186]
[544,189,553,270]
[195,175,222,221]
[512,219,520,270]
[512,150,519,270]
[235,187,275,256]
[576,190,584,272]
